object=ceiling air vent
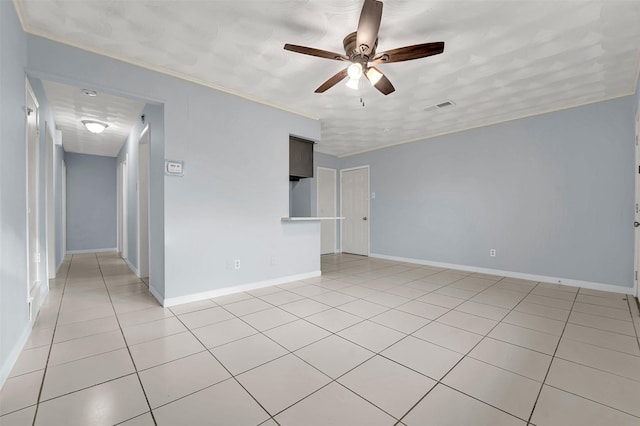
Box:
[424,100,455,112]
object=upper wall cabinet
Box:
[290,136,314,181]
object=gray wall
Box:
[25,28,321,301]
[290,179,312,217]
[0,0,30,387]
[341,97,635,289]
[288,151,341,218]
[116,103,165,298]
[65,152,117,251]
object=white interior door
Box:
[45,123,56,279]
[318,167,337,254]
[635,111,640,299]
[341,166,370,256]
[26,81,41,319]
[137,128,150,279]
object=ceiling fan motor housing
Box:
[343,31,377,63]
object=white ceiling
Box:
[41,80,145,157]
[18,1,640,157]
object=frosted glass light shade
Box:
[82,120,108,134]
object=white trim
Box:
[370,253,634,295]
[161,271,322,307]
[340,165,370,256]
[0,322,32,390]
[61,160,67,257]
[635,101,640,299]
[148,284,163,306]
[45,122,56,279]
[25,78,41,314]
[137,126,150,279]
[66,248,117,254]
[125,257,140,277]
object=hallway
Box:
[1,253,639,425]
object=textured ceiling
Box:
[17,0,640,157]
[41,80,146,157]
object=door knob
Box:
[362,217,368,221]
[635,221,640,228]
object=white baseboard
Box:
[148,284,163,306]
[66,248,117,254]
[0,322,32,390]
[369,253,634,295]
[124,258,139,277]
[162,271,322,307]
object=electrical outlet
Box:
[490,249,496,257]
[234,259,241,269]
[270,256,276,266]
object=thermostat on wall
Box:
[165,160,184,177]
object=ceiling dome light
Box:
[82,120,108,134]
[347,62,363,80]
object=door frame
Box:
[317,166,337,254]
[340,165,370,256]
[121,156,129,260]
[117,160,122,255]
[45,122,55,279]
[25,79,41,320]
[634,108,640,299]
[137,126,150,279]
[62,160,67,256]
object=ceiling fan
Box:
[284,0,444,96]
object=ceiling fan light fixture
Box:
[347,62,363,80]
[366,66,383,85]
[346,78,360,90]
[82,120,108,134]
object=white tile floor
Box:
[1,252,640,425]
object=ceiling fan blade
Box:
[365,66,395,95]
[374,42,445,64]
[356,0,383,58]
[315,68,349,93]
[284,44,348,61]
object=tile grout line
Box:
[627,298,640,353]
[393,276,543,425]
[31,254,74,425]
[525,287,579,425]
[95,253,158,426]
[16,253,637,425]
[168,304,282,425]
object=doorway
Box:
[26,80,42,320]
[317,167,337,254]
[137,127,150,280]
[341,166,370,256]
